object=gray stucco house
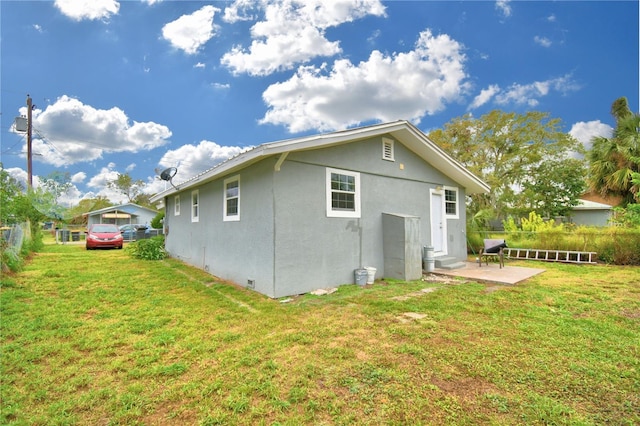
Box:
[570,199,614,227]
[150,120,489,298]
[86,203,159,227]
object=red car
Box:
[86,224,124,250]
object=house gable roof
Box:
[150,120,490,203]
[86,203,158,216]
[573,199,614,211]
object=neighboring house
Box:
[86,203,158,227]
[570,199,614,227]
[150,120,489,298]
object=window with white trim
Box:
[326,168,361,218]
[224,175,240,221]
[382,137,395,161]
[444,187,459,218]
[174,195,180,216]
[191,190,199,222]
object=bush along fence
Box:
[468,227,640,266]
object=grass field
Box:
[1,241,639,425]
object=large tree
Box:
[108,173,145,203]
[515,157,587,218]
[40,171,73,204]
[66,197,113,225]
[587,97,640,205]
[0,165,25,225]
[428,110,582,218]
[0,165,58,237]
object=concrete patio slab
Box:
[433,261,545,285]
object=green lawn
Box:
[1,241,639,425]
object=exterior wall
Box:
[163,159,277,297]
[162,135,469,298]
[271,136,466,297]
[571,210,612,227]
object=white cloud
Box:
[220,0,386,76]
[495,0,511,18]
[211,82,231,90]
[162,5,220,55]
[54,0,119,21]
[5,168,29,190]
[368,29,382,45]
[194,62,206,69]
[57,185,83,208]
[534,36,552,48]
[19,95,171,167]
[569,120,613,152]
[259,28,469,133]
[156,140,252,184]
[71,172,86,184]
[547,14,556,22]
[223,0,259,23]
[86,164,129,204]
[87,164,118,189]
[494,74,580,107]
[469,84,500,109]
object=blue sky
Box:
[1,0,638,206]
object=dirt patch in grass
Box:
[620,308,640,319]
[430,375,499,402]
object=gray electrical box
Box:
[14,117,27,132]
[382,213,422,281]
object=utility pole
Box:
[26,94,33,189]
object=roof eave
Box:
[387,123,490,195]
[149,120,490,202]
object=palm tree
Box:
[587,97,640,204]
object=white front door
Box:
[430,189,447,255]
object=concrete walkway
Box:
[433,261,545,285]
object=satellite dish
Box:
[158,167,178,189]
[160,167,177,181]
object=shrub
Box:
[536,226,565,250]
[466,232,484,254]
[573,226,600,252]
[503,216,519,240]
[151,211,165,230]
[1,225,43,274]
[610,205,640,227]
[521,211,547,236]
[594,228,640,265]
[1,245,22,273]
[473,211,640,265]
[125,236,167,260]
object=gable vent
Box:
[382,138,395,161]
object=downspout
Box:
[272,152,288,298]
[359,219,363,268]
